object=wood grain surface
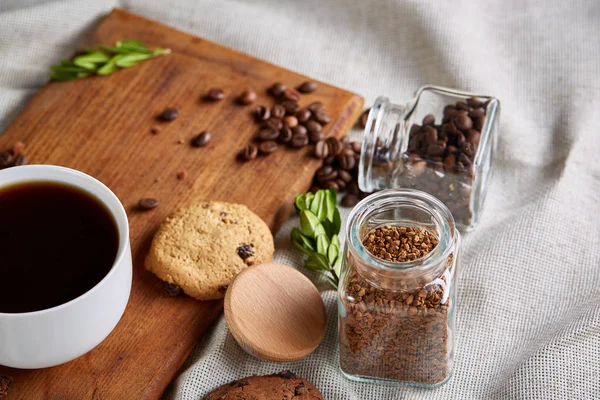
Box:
[0,8,363,400]
[224,263,327,363]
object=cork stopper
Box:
[224,263,327,362]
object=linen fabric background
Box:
[1,1,599,399]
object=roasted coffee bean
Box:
[278,126,293,144]
[205,88,225,101]
[305,120,322,134]
[12,154,28,166]
[139,198,159,210]
[254,105,270,121]
[309,186,320,194]
[309,131,325,143]
[281,100,300,115]
[453,132,466,146]
[335,178,347,190]
[316,165,338,182]
[296,108,311,123]
[473,115,485,131]
[240,144,258,161]
[326,137,343,156]
[257,127,279,141]
[282,88,302,102]
[238,88,257,105]
[324,180,339,191]
[265,118,283,131]
[467,130,481,146]
[290,134,309,148]
[268,82,287,97]
[444,153,456,170]
[423,114,435,125]
[467,97,484,108]
[443,105,458,122]
[191,131,212,147]
[297,81,318,93]
[458,152,472,166]
[347,182,359,195]
[312,109,331,125]
[442,121,458,134]
[446,145,458,154]
[0,151,12,168]
[158,107,179,121]
[438,130,448,142]
[469,108,485,119]
[351,141,362,154]
[292,125,308,136]
[456,101,469,111]
[338,152,356,170]
[338,169,353,183]
[423,125,438,145]
[341,193,359,207]
[258,140,278,154]
[283,116,298,128]
[165,283,183,297]
[314,140,329,159]
[455,114,473,131]
[308,101,324,112]
[358,108,370,128]
[271,104,286,119]
[427,143,446,157]
[323,156,335,165]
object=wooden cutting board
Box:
[0,8,363,400]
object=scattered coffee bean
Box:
[12,154,28,166]
[309,130,325,143]
[268,82,287,97]
[150,126,161,135]
[312,109,331,125]
[297,81,318,93]
[282,88,302,102]
[308,101,324,112]
[191,131,212,147]
[265,118,283,131]
[341,193,359,207]
[324,180,339,191]
[326,137,343,156]
[290,134,309,148]
[347,181,359,195]
[138,198,159,210]
[316,165,337,182]
[240,144,258,161]
[257,127,279,141]
[336,178,347,190]
[258,140,278,155]
[158,107,179,121]
[281,100,300,115]
[338,152,356,170]
[323,155,335,165]
[351,141,362,154]
[292,125,308,136]
[205,88,225,101]
[165,283,183,297]
[278,126,293,144]
[305,120,322,134]
[314,140,329,159]
[296,108,311,123]
[238,88,257,105]
[283,116,298,128]
[0,152,12,168]
[338,170,353,183]
[271,104,286,119]
[254,105,271,121]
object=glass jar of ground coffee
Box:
[338,189,461,387]
[359,85,500,231]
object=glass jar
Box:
[338,189,461,387]
[358,85,500,231]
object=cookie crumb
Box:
[217,284,229,294]
[164,282,183,297]
[176,170,187,180]
[279,370,297,379]
[0,375,13,399]
[150,127,161,135]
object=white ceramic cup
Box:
[0,165,132,369]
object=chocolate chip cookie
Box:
[205,371,323,400]
[145,201,274,300]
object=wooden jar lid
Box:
[224,263,327,362]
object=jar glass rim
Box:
[345,189,458,274]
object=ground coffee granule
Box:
[339,225,453,385]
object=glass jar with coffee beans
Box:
[358,85,500,231]
[338,188,461,387]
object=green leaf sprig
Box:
[291,188,343,289]
[50,40,171,81]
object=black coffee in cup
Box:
[0,182,119,313]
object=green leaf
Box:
[322,273,339,289]
[291,228,316,254]
[333,255,343,280]
[50,64,89,73]
[309,190,323,217]
[316,234,330,256]
[304,252,331,272]
[97,45,133,54]
[328,234,340,263]
[115,52,152,68]
[325,188,337,222]
[96,55,121,75]
[117,40,151,54]
[152,47,171,56]
[73,51,110,69]
[300,210,325,237]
